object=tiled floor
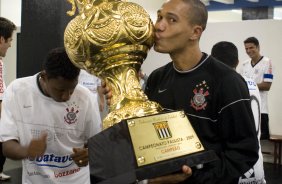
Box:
[1,140,281,184]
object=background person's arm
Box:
[257,58,273,91]
[97,86,105,112]
[257,81,272,91]
[2,140,28,160]
[3,133,47,160]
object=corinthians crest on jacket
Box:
[190,80,210,111]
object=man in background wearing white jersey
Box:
[240,37,273,140]
[212,41,265,184]
[0,47,101,184]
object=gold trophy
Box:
[64,0,217,183]
[64,0,162,129]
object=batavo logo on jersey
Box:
[28,153,74,168]
[190,80,210,111]
[64,102,79,124]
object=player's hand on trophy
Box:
[71,147,89,167]
[27,132,48,159]
[148,165,192,184]
[101,80,112,106]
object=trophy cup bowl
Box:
[64,0,217,183]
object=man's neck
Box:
[251,54,262,65]
[37,74,49,97]
[171,48,202,71]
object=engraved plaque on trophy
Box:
[129,111,204,167]
[128,111,217,179]
[64,0,217,183]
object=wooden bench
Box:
[269,135,282,165]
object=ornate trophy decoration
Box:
[64,0,163,129]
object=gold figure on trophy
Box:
[64,0,163,129]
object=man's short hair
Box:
[0,17,16,40]
[43,47,80,80]
[211,41,239,68]
[244,37,260,47]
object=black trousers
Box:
[260,113,270,140]
[0,142,6,172]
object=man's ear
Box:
[0,36,5,44]
[190,25,203,41]
[40,70,47,81]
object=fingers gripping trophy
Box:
[64,0,163,129]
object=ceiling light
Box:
[212,0,234,4]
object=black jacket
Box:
[145,54,259,184]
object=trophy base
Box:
[135,150,217,180]
[90,151,216,184]
[88,111,218,184]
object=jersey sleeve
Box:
[263,59,273,83]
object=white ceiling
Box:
[130,0,282,22]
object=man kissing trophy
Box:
[64,0,216,183]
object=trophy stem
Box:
[102,66,162,129]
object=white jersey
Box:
[78,69,101,95]
[239,76,265,184]
[239,56,273,114]
[0,74,102,184]
[78,69,103,117]
[0,58,6,100]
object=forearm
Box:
[189,106,258,183]
[3,140,28,160]
[97,86,105,111]
[257,81,271,91]
[187,146,258,184]
[98,87,104,102]
[99,93,105,105]
[208,102,258,182]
